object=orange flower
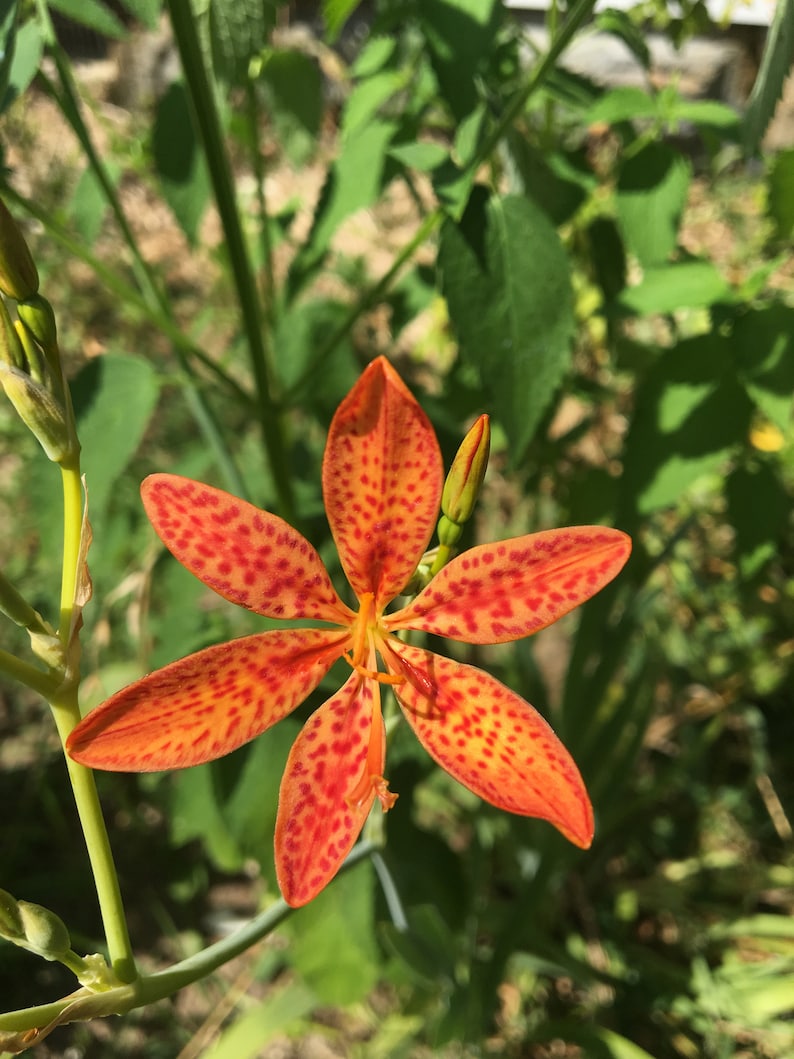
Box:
[68,357,631,906]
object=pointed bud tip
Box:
[0,199,39,301]
[441,413,491,526]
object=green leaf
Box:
[727,463,791,578]
[389,141,448,171]
[70,353,160,519]
[209,0,277,86]
[616,142,690,267]
[380,904,457,986]
[342,69,404,137]
[620,334,753,517]
[438,189,575,459]
[285,864,378,1004]
[672,98,740,131]
[0,0,18,110]
[586,85,658,125]
[288,117,397,294]
[742,0,794,153]
[619,261,732,315]
[768,148,794,241]
[1,16,43,111]
[116,0,160,30]
[595,7,650,68]
[201,980,315,1059]
[420,0,501,120]
[322,0,366,43]
[48,0,127,37]
[152,81,210,245]
[70,161,121,243]
[169,763,244,872]
[259,49,323,166]
[733,304,794,430]
[273,298,357,408]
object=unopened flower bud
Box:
[441,414,490,526]
[0,298,25,370]
[0,888,23,939]
[17,295,57,355]
[0,363,71,462]
[17,901,71,960]
[0,198,39,301]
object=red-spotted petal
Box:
[385,642,593,848]
[387,527,631,644]
[322,356,443,608]
[67,628,350,771]
[276,671,386,907]
[142,475,355,625]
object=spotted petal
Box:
[387,527,631,644]
[142,475,355,625]
[276,671,385,907]
[67,629,350,771]
[322,356,443,608]
[385,642,593,848]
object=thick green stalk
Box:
[51,458,136,984]
[166,0,296,521]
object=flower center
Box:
[345,592,404,686]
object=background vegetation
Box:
[0,0,793,1055]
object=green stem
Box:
[0,840,377,1032]
[166,0,296,521]
[51,458,136,984]
[244,80,278,332]
[0,648,58,699]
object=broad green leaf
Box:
[733,304,794,430]
[116,0,160,29]
[152,81,210,245]
[259,49,323,166]
[1,16,43,111]
[768,148,794,241]
[439,189,574,459]
[672,98,740,131]
[201,981,315,1059]
[587,85,658,125]
[619,261,732,315]
[70,161,121,243]
[389,141,448,171]
[273,298,357,413]
[0,0,18,110]
[595,7,650,68]
[587,216,627,303]
[742,0,794,152]
[342,69,404,137]
[504,134,590,226]
[169,761,244,872]
[420,0,501,120]
[351,34,396,78]
[322,0,365,42]
[620,335,753,517]
[288,117,397,294]
[380,904,457,986]
[727,464,790,578]
[285,863,378,1004]
[209,0,277,86]
[48,0,127,37]
[70,353,160,519]
[616,142,690,267]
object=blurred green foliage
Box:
[0,0,793,1055]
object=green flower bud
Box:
[17,901,71,959]
[14,316,48,384]
[0,198,39,301]
[441,414,490,526]
[0,363,71,462]
[0,888,23,939]
[0,298,25,370]
[17,295,58,355]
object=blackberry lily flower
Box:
[68,357,631,906]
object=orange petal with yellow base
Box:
[322,356,443,608]
[276,670,388,907]
[388,526,631,644]
[141,474,356,625]
[67,628,351,771]
[386,641,593,848]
